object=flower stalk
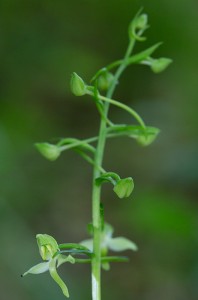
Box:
[90,36,137,300]
[22,9,172,300]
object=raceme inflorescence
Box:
[22,10,172,300]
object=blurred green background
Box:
[0,0,198,299]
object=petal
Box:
[49,258,69,298]
[107,237,138,252]
[22,261,50,276]
[57,254,75,268]
[80,239,93,251]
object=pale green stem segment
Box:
[91,37,136,300]
[87,90,146,129]
[75,256,129,264]
[58,136,98,151]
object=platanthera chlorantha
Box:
[22,9,172,300]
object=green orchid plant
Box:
[23,9,171,300]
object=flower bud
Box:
[97,72,114,91]
[35,143,61,161]
[150,57,172,73]
[113,177,134,199]
[129,13,148,41]
[136,127,160,146]
[137,134,156,146]
[70,72,87,96]
[135,14,148,30]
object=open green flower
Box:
[22,234,75,298]
[81,223,137,270]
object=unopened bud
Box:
[137,134,157,146]
[129,13,148,41]
[150,58,172,73]
[97,72,114,91]
[135,14,148,30]
[70,72,87,96]
[113,177,134,199]
[35,143,61,161]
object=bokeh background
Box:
[0,0,198,299]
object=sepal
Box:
[22,262,50,276]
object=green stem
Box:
[100,95,145,128]
[59,243,92,251]
[91,37,136,300]
[74,148,105,173]
[59,136,98,151]
[75,256,129,264]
